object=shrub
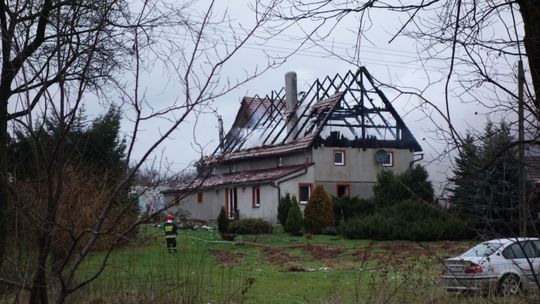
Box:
[277,193,292,227]
[333,196,374,225]
[341,199,471,241]
[304,185,335,234]
[373,165,434,208]
[217,206,229,233]
[229,218,273,234]
[285,196,303,236]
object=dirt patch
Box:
[208,249,245,267]
[262,247,298,267]
[301,244,343,260]
[432,241,471,255]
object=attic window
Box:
[333,150,345,166]
[212,166,216,175]
[382,152,394,167]
[277,156,283,167]
[230,163,236,173]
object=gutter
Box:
[409,152,424,169]
[270,163,313,203]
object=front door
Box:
[227,187,238,220]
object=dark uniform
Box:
[163,220,178,253]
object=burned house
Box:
[163,68,423,223]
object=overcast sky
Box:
[100,0,523,194]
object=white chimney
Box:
[285,71,298,141]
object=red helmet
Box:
[165,214,173,221]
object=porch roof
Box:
[163,164,309,193]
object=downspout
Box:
[409,152,424,169]
[270,164,310,204]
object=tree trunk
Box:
[518,0,540,121]
[29,234,51,304]
[0,95,7,269]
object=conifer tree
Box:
[304,185,335,234]
[277,193,292,227]
[217,206,230,234]
[285,196,303,236]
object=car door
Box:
[502,241,538,286]
[531,241,540,285]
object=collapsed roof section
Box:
[211,68,422,162]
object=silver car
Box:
[441,237,540,295]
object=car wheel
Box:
[498,274,521,296]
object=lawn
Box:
[68,224,480,304]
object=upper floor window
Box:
[211,166,216,175]
[277,156,283,167]
[230,162,236,173]
[252,186,261,208]
[298,183,312,205]
[334,150,345,166]
[382,151,394,167]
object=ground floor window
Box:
[226,188,238,219]
[197,192,203,203]
[336,184,350,198]
[298,183,312,204]
[252,186,261,208]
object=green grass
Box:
[9,225,532,303]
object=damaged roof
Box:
[208,68,422,163]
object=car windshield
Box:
[461,242,503,257]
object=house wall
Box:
[214,151,311,174]
[163,190,222,221]
[235,184,279,224]
[311,147,414,198]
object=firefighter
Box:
[163,214,178,253]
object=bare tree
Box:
[272,1,540,147]
[0,0,282,303]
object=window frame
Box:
[336,183,351,198]
[382,151,394,167]
[298,183,313,205]
[333,150,346,166]
[252,186,261,208]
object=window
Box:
[211,166,216,175]
[226,188,238,220]
[382,151,394,167]
[336,184,350,198]
[502,241,539,259]
[298,183,312,204]
[197,192,203,204]
[333,150,345,166]
[277,156,283,167]
[252,186,261,208]
[230,162,236,173]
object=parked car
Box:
[441,237,540,295]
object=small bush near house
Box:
[217,206,230,234]
[304,186,335,234]
[285,196,303,236]
[333,196,374,225]
[229,218,273,235]
[277,193,292,227]
[341,199,470,241]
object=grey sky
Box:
[99,1,524,194]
